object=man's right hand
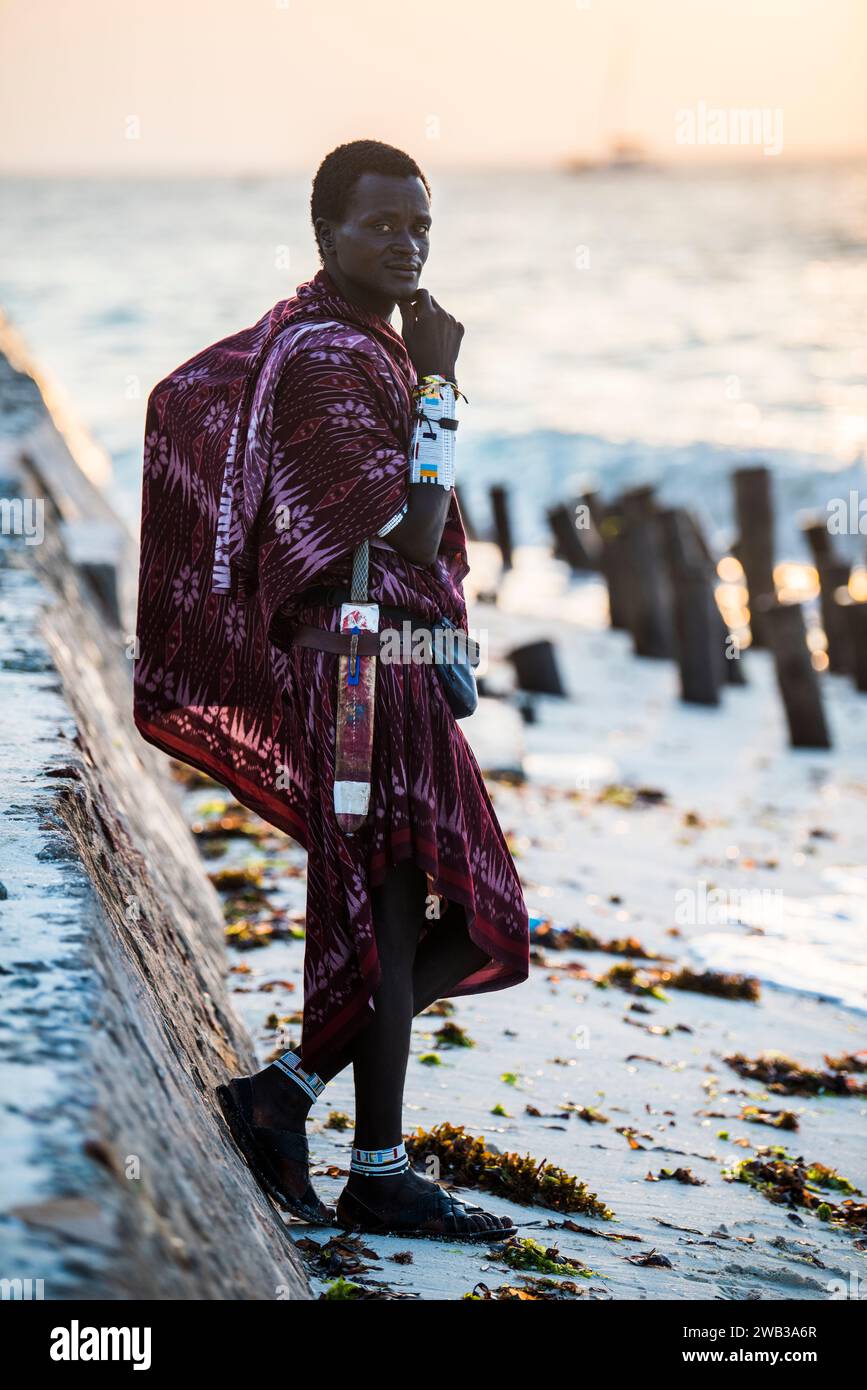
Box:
[397,290,464,383]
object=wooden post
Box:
[802,519,833,567]
[659,508,720,705]
[733,466,776,649]
[817,560,853,674]
[845,602,867,692]
[764,601,831,748]
[506,640,565,696]
[546,502,599,572]
[800,518,851,674]
[489,485,513,571]
[681,510,747,685]
[718,604,747,685]
[596,500,630,630]
[620,487,676,659]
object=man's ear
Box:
[315,217,334,256]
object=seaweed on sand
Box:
[209,864,265,892]
[726,1154,866,1232]
[824,1052,867,1075]
[597,962,759,1002]
[598,783,667,808]
[646,1167,705,1185]
[669,967,760,1001]
[433,1021,476,1048]
[596,963,668,1000]
[192,807,278,844]
[497,1237,593,1277]
[404,1122,614,1218]
[740,1105,799,1131]
[724,1052,867,1097]
[463,1279,589,1301]
[324,1110,353,1132]
[169,760,217,788]
[421,1000,455,1017]
[224,908,304,948]
[531,920,661,960]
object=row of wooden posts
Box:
[456,467,867,750]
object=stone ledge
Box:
[0,330,310,1300]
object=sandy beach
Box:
[181,545,867,1300]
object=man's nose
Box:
[389,229,419,257]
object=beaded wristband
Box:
[410,374,460,488]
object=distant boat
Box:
[563,138,654,175]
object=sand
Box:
[199,545,867,1300]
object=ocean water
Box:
[1,166,866,555]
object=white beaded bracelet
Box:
[410,374,459,489]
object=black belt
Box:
[269,586,428,656]
[293,584,422,626]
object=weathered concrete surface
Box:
[0,329,311,1299]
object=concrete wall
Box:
[0,319,310,1300]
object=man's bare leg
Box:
[245,867,490,1202]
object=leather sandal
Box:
[216,1076,336,1226]
[336,1182,517,1243]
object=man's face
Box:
[319,172,431,311]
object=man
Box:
[135,141,529,1239]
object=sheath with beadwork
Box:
[333,600,379,833]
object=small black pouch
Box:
[431,615,480,719]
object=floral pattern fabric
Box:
[134,269,529,1069]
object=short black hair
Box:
[310,139,431,263]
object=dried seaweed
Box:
[224,910,303,949]
[669,968,760,1001]
[646,1167,705,1185]
[726,1154,867,1231]
[192,809,275,842]
[740,1105,799,1131]
[405,1122,614,1218]
[724,1052,867,1097]
[597,963,668,1000]
[421,1000,455,1017]
[498,1236,592,1276]
[626,1249,673,1268]
[320,1279,367,1300]
[597,962,759,1002]
[209,864,265,892]
[598,783,667,808]
[531,920,660,960]
[170,760,218,788]
[434,1022,476,1048]
[464,1278,588,1301]
[324,1110,353,1132]
[824,1051,867,1075]
[565,1104,609,1124]
[295,1232,381,1279]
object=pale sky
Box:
[1,0,865,172]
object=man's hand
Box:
[397,290,464,383]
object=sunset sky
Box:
[1,0,866,172]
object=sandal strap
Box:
[344,1183,496,1235]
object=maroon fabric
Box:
[134,269,529,1069]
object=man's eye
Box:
[416,225,430,235]
[375,222,393,232]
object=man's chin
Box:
[382,268,420,296]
